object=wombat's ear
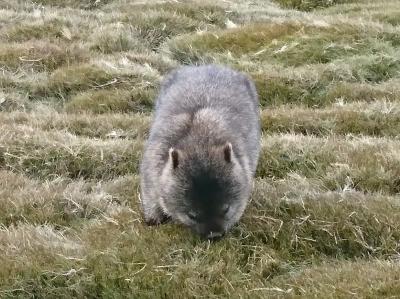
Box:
[169,148,179,169]
[223,142,232,163]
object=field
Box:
[1,0,400,298]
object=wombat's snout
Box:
[205,231,224,241]
[195,224,225,240]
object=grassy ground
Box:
[0,0,400,298]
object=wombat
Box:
[139,64,260,240]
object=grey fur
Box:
[139,64,260,239]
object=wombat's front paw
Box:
[144,213,170,226]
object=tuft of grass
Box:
[253,73,327,107]
[89,24,148,54]
[41,64,114,97]
[65,88,155,114]
[124,52,178,74]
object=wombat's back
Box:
[155,64,258,117]
[149,64,260,173]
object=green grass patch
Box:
[40,64,114,96]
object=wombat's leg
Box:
[140,194,170,225]
[144,206,170,226]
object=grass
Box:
[0,124,142,180]
[1,0,400,298]
[261,101,400,137]
[2,19,74,43]
[65,88,155,114]
[274,0,356,11]
[168,22,399,67]
[0,42,88,72]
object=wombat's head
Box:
[159,143,250,240]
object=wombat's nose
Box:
[206,231,224,241]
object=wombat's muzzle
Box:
[193,221,225,240]
[205,231,224,241]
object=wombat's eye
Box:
[188,212,198,221]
